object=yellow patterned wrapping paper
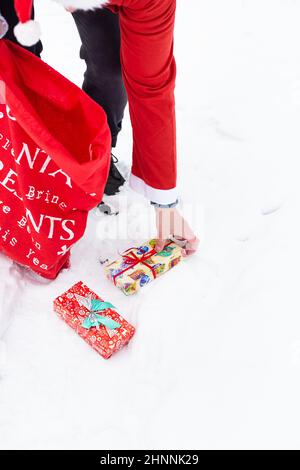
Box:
[104,239,183,295]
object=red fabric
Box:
[14,0,33,24]
[108,0,177,192]
[0,40,111,279]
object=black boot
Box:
[104,153,126,196]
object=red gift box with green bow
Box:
[54,282,135,359]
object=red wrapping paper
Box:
[53,281,135,359]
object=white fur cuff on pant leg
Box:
[53,0,108,10]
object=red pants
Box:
[108,0,177,204]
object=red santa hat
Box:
[12,1,108,47]
[13,0,41,47]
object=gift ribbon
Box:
[112,241,174,285]
[80,298,121,331]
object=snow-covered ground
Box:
[1,0,300,450]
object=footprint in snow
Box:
[260,200,283,216]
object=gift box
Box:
[54,282,135,359]
[104,239,183,295]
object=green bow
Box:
[75,294,121,331]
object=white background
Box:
[1,0,300,449]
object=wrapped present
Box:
[53,282,135,359]
[104,239,183,295]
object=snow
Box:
[1,0,300,450]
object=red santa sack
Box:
[0,40,111,279]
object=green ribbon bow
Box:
[75,294,121,331]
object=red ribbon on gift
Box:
[112,241,173,285]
